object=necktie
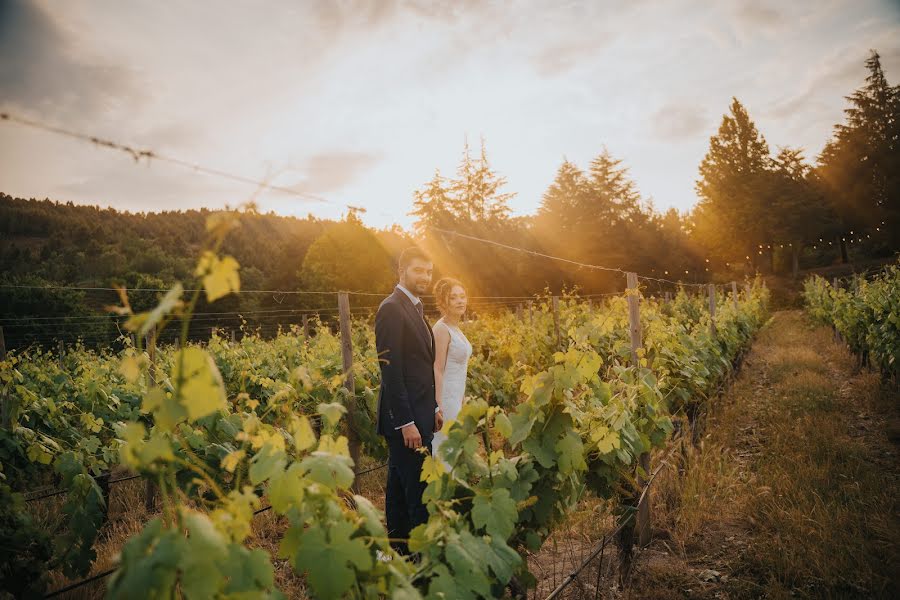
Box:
[415,301,424,320]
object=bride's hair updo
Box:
[433,277,465,315]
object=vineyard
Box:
[0,211,771,599]
[802,264,900,381]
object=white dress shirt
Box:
[392,284,440,430]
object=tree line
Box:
[1,50,896,348]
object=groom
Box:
[375,246,444,556]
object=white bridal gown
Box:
[431,319,472,469]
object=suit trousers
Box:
[385,434,432,556]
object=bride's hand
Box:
[435,408,444,432]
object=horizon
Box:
[1,0,899,229]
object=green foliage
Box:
[299,218,396,294]
[2,209,770,597]
[0,482,53,599]
[803,264,900,379]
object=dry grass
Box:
[632,311,900,599]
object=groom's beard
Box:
[411,281,430,295]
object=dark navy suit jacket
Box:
[374,287,437,440]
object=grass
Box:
[637,310,900,599]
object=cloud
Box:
[734,2,782,29]
[650,102,709,141]
[0,0,137,120]
[284,151,383,195]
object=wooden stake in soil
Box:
[624,272,653,557]
[338,292,361,493]
[708,284,717,338]
[731,281,739,311]
[302,314,310,341]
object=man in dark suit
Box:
[375,247,444,556]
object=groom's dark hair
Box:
[398,247,431,271]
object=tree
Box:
[410,170,455,236]
[694,98,773,267]
[299,216,396,297]
[818,50,900,252]
[767,147,834,277]
[447,138,515,225]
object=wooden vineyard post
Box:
[527,300,534,325]
[552,296,561,350]
[664,291,671,305]
[624,272,651,550]
[302,314,310,341]
[57,340,64,368]
[516,304,523,320]
[731,281,738,311]
[708,284,717,338]
[338,293,361,493]
[230,329,236,344]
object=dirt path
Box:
[628,310,900,600]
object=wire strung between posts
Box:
[25,473,143,502]
[252,462,388,517]
[542,456,670,600]
[430,227,729,290]
[1,112,334,206]
[43,566,118,598]
[430,227,630,277]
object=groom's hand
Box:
[435,408,444,432]
[401,423,422,449]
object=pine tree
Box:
[694,98,773,263]
[449,138,515,225]
[818,50,900,250]
[410,169,455,235]
[537,159,590,233]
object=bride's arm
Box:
[432,323,451,411]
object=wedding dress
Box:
[431,318,472,469]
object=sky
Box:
[1,0,899,230]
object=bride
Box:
[431,277,472,469]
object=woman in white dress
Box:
[431,277,473,469]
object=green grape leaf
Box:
[555,430,586,475]
[290,415,317,451]
[317,402,347,428]
[222,545,277,595]
[290,520,372,599]
[353,495,387,539]
[493,412,512,439]
[172,347,227,422]
[142,387,187,432]
[471,488,517,540]
[445,535,491,597]
[249,443,287,486]
[196,252,241,302]
[299,452,355,490]
[267,463,306,513]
